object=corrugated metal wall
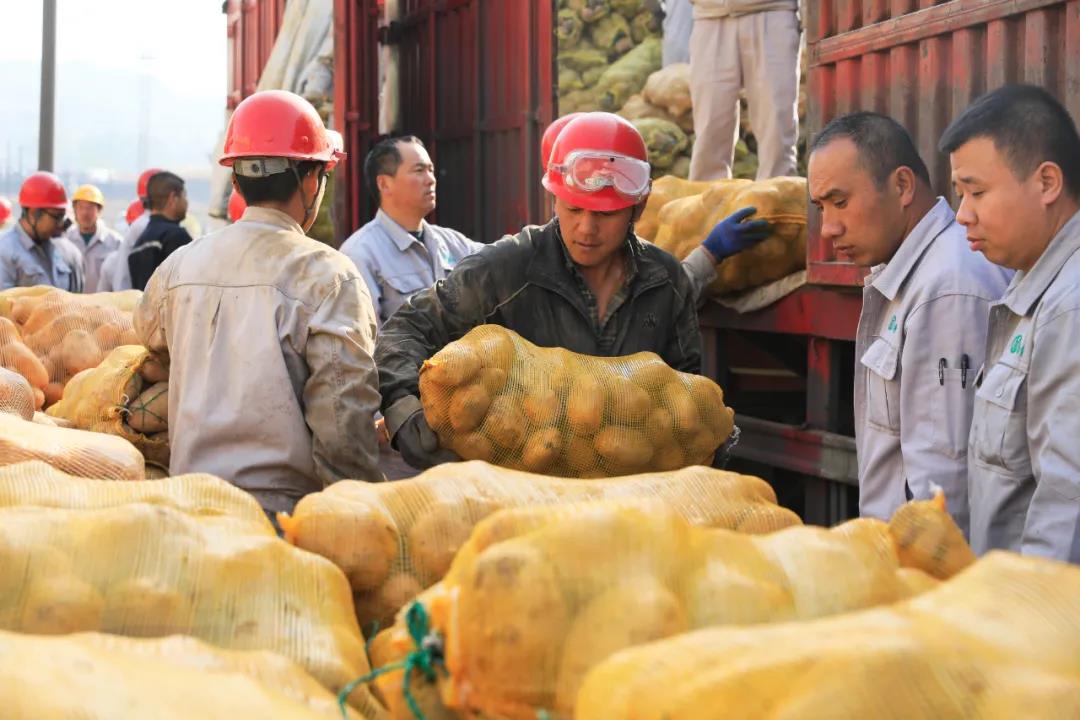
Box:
[397,0,554,242]
[225,0,288,109]
[334,0,381,233]
[807,0,1080,284]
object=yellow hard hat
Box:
[72,184,105,207]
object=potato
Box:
[567,376,604,436]
[606,375,651,423]
[522,386,559,426]
[423,344,482,386]
[126,381,169,435]
[646,406,675,446]
[888,493,976,580]
[482,396,526,450]
[457,542,570,701]
[663,380,700,431]
[287,493,399,592]
[139,354,170,384]
[92,322,123,350]
[42,382,65,407]
[628,357,676,390]
[408,504,477,581]
[478,367,508,395]
[448,383,492,434]
[554,575,687,713]
[61,329,104,377]
[475,329,516,372]
[2,343,49,389]
[451,431,494,461]
[0,316,22,344]
[0,366,35,420]
[562,433,603,478]
[356,572,424,631]
[19,575,105,635]
[685,428,720,464]
[118,328,140,346]
[653,443,686,471]
[594,426,654,473]
[9,297,39,326]
[102,577,191,636]
[31,387,44,411]
[521,428,563,474]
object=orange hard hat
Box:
[0,196,11,225]
[541,112,584,171]
[18,171,68,210]
[219,90,345,172]
[137,168,165,199]
[125,198,144,225]
[228,188,247,222]
[542,112,651,212]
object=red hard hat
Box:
[125,198,143,226]
[541,112,584,171]
[542,112,651,212]
[18,171,68,210]
[0,196,11,225]
[219,90,345,170]
[137,168,165,199]
[228,188,247,222]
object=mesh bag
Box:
[0,460,272,531]
[6,288,141,407]
[0,502,385,716]
[0,365,36,420]
[0,410,144,480]
[887,490,977,580]
[636,176,738,242]
[653,176,808,296]
[277,461,798,631]
[371,498,967,719]
[418,325,735,477]
[576,552,1080,720]
[47,344,169,466]
[0,631,367,719]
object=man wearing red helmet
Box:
[133,90,382,515]
[0,197,12,228]
[0,172,83,291]
[376,112,755,469]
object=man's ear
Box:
[894,166,918,208]
[1035,161,1066,207]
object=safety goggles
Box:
[549,150,651,200]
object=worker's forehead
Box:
[949,137,1006,182]
[397,140,432,165]
[808,140,867,197]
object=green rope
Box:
[338,602,444,720]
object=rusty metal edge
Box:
[732,415,859,486]
[810,0,1064,66]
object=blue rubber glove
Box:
[702,207,772,261]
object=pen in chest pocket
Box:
[938,357,947,386]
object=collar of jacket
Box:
[1002,206,1080,317]
[239,206,306,235]
[14,220,52,252]
[526,218,669,299]
[376,208,428,253]
[868,197,955,301]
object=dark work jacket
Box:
[128,214,193,291]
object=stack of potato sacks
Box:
[0,461,386,718]
[415,325,734,477]
[362,494,1080,720]
[640,175,809,296]
[278,461,801,632]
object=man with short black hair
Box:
[128,171,193,291]
[941,84,1080,562]
[339,136,484,324]
[810,112,1009,532]
[134,90,381,516]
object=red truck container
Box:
[224,0,288,110]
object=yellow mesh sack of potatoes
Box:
[374,498,964,719]
[418,325,734,477]
[0,460,272,531]
[0,630,368,719]
[278,461,797,631]
[0,316,48,409]
[653,176,808,295]
[576,552,1080,720]
[636,176,744,242]
[0,502,384,716]
[47,344,169,466]
[7,288,141,407]
[0,365,36,420]
[0,410,144,480]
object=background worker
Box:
[0,172,83,291]
[809,112,1010,533]
[941,85,1080,562]
[99,167,164,292]
[134,89,382,515]
[66,184,123,293]
[688,0,801,180]
[128,172,194,291]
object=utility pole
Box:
[38,0,57,171]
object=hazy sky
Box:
[0,0,227,183]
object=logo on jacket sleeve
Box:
[1010,334,1024,356]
